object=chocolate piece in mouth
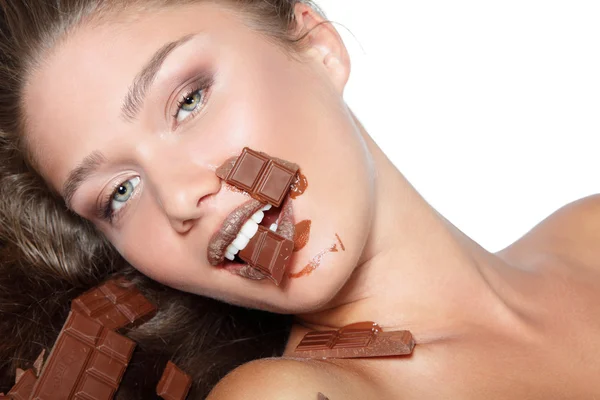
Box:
[207,199,264,266]
[238,225,294,286]
[218,148,299,208]
[291,322,415,359]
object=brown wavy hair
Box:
[0,0,321,397]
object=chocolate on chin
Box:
[291,322,415,359]
[222,148,299,208]
[238,225,294,286]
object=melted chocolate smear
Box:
[293,220,312,252]
[216,156,238,180]
[335,234,345,251]
[288,243,337,279]
[290,171,308,199]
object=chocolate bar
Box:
[156,361,192,400]
[238,225,294,285]
[223,148,298,207]
[71,278,157,330]
[7,369,37,400]
[291,322,415,359]
[31,311,136,399]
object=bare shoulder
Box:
[206,357,375,400]
[499,194,600,269]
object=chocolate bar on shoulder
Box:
[238,225,294,285]
[291,322,415,359]
[157,361,192,400]
[71,277,157,330]
[220,148,299,208]
[31,311,136,399]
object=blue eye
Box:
[110,176,141,212]
[175,89,205,123]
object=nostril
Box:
[196,192,215,210]
[177,219,196,234]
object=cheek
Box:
[105,197,196,286]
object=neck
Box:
[291,115,520,347]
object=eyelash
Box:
[172,76,214,125]
[99,188,119,223]
[96,76,214,223]
[98,178,139,223]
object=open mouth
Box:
[207,195,295,269]
[224,202,280,261]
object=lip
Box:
[207,198,264,266]
[207,195,296,267]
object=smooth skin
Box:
[23,2,600,398]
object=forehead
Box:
[23,2,257,189]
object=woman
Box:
[0,0,598,398]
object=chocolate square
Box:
[226,148,269,192]
[238,226,294,285]
[86,351,126,386]
[255,161,297,207]
[75,374,115,400]
[96,330,136,364]
[156,361,192,400]
[64,312,104,346]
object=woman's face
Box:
[25,2,375,313]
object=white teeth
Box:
[226,243,239,255]
[251,210,264,224]
[232,234,250,250]
[239,219,259,238]
[224,207,274,262]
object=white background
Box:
[316,0,599,252]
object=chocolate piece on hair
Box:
[71,278,157,330]
[8,369,37,400]
[223,148,298,207]
[157,361,192,400]
[238,225,294,285]
[31,311,136,399]
[33,349,46,377]
[15,368,25,384]
[292,322,415,359]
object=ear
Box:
[293,3,351,94]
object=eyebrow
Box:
[63,150,107,209]
[121,33,197,121]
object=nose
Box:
[160,185,211,233]
[143,150,220,234]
